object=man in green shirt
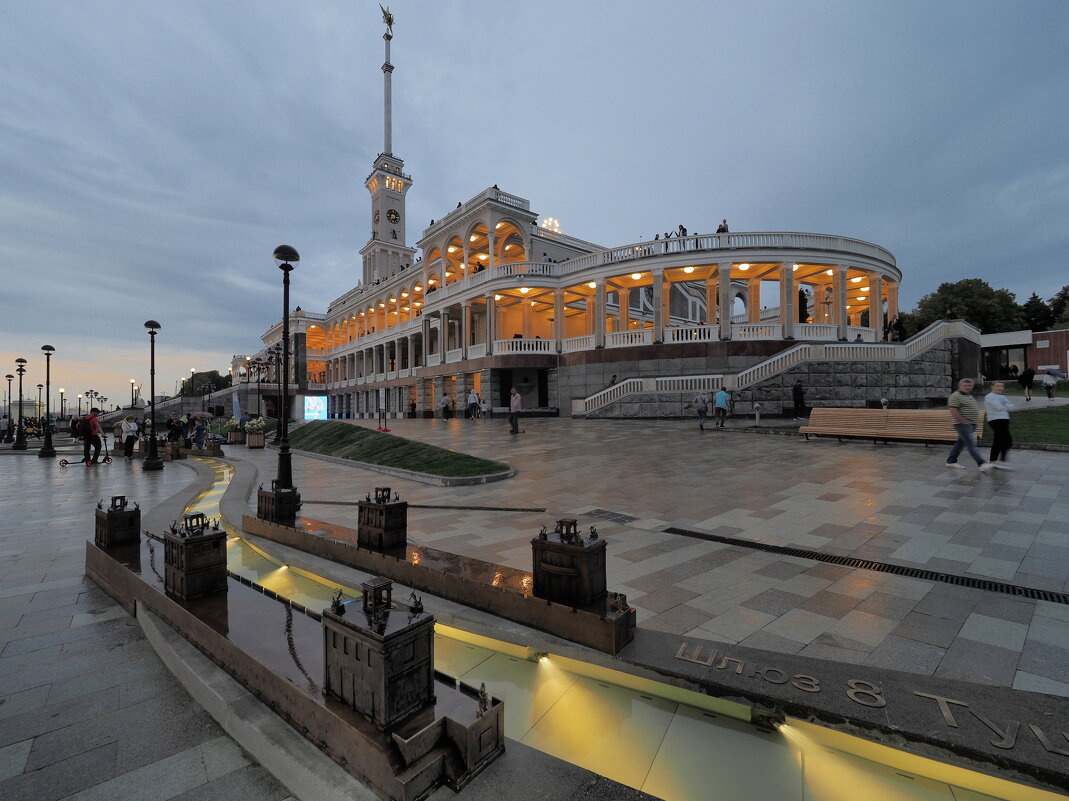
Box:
[946,378,993,471]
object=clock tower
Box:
[360,9,415,285]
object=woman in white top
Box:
[983,381,1016,469]
[121,415,140,459]
[1041,372,1057,400]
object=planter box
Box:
[246,432,266,448]
[227,431,246,444]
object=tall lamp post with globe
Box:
[39,345,56,458]
[12,358,28,450]
[3,374,13,443]
[59,388,66,420]
[143,321,164,471]
[257,245,301,525]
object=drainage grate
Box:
[588,508,640,525]
[662,526,1069,605]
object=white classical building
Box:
[233,19,977,423]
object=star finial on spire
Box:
[380,4,394,35]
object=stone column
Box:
[407,335,416,370]
[718,263,733,340]
[868,272,883,337]
[553,289,564,351]
[619,286,630,332]
[835,265,849,341]
[780,263,795,339]
[421,315,430,366]
[462,301,471,359]
[486,294,496,354]
[747,278,761,323]
[652,269,665,343]
[887,280,899,321]
[704,277,716,328]
[487,230,496,271]
[594,280,606,348]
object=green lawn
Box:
[995,405,1069,446]
[287,421,510,477]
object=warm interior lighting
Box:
[792,264,799,271]
[414,301,422,307]
[519,287,530,294]
[530,300,536,306]
[428,278,436,285]
[414,285,422,292]
[389,297,396,303]
[494,294,502,301]
[401,291,408,297]
[859,286,870,292]
[402,306,409,311]
[495,221,504,229]
[504,244,512,250]
[631,272,642,280]
[587,281,596,289]
[447,246,457,253]
[478,253,488,260]
[682,266,694,273]
[738,263,750,270]
[851,276,863,283]
[856,295,867,301]
[359,311,364,316]
[826,269,834,275]
[469,234,477,242]
[379,302,385,308]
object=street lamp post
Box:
[272,344,284,444]
[39,345,56,457]
[13,358,28,450]
[77,393,83,417]
[36,384,43,417]
[189,368,196,396]
[59,388,66,419]
[3,374,13,443]
[256,245,301,525]
[143,321,163,471]
[130,379,137,407]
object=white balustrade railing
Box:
[666,325,718,343]
[655,375,724,393]
[397,368,411,378]
[306,382,326,391]
[446,348,464,363]
[794,324,837,340]
[732,324,783,340]
[847,326,878,343]
[734,345,813,389]
[583,378,647,413]
[607,330,652,347]
[561,335,595,353]
[467,343,487,359]
[493,338,554,354]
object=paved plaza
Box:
[1,418,1068,799]
[272,417,1069,696]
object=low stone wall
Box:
[242,515,636,655]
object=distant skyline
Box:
[3,1,1068,409]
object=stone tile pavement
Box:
[0,447,294,801]
[233,416,1069,697]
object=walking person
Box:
[121,415,139,459]
[480,396,490,419]
[1042,371,1057,400]
[1018,366,1035,401]
[508,386,522,435]
[693,390,710,431]
[984,381,1016,469]
[712,388,730,429]
[192,416,207,449]
[791,380,807,420]
[439,392,452,419]
[82,407,102,465]
[945,378,993,472]
[467,389,479,420]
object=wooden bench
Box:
[800,407,984,446]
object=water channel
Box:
[179,458,1056,801]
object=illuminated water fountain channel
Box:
[182,458,1059,801]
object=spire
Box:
[380,5,395,155]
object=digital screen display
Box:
[303,396,328,420]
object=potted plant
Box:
[223,417,245,444]
[245,416,267,448]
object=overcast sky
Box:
[2,1,1067,409]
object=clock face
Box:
[373,210,380,224]
[387,209,400,223]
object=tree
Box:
[1020,292,1054,332]
[912,279,1022,334]
[798,287,810,324]
[1050,285,1069,327]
